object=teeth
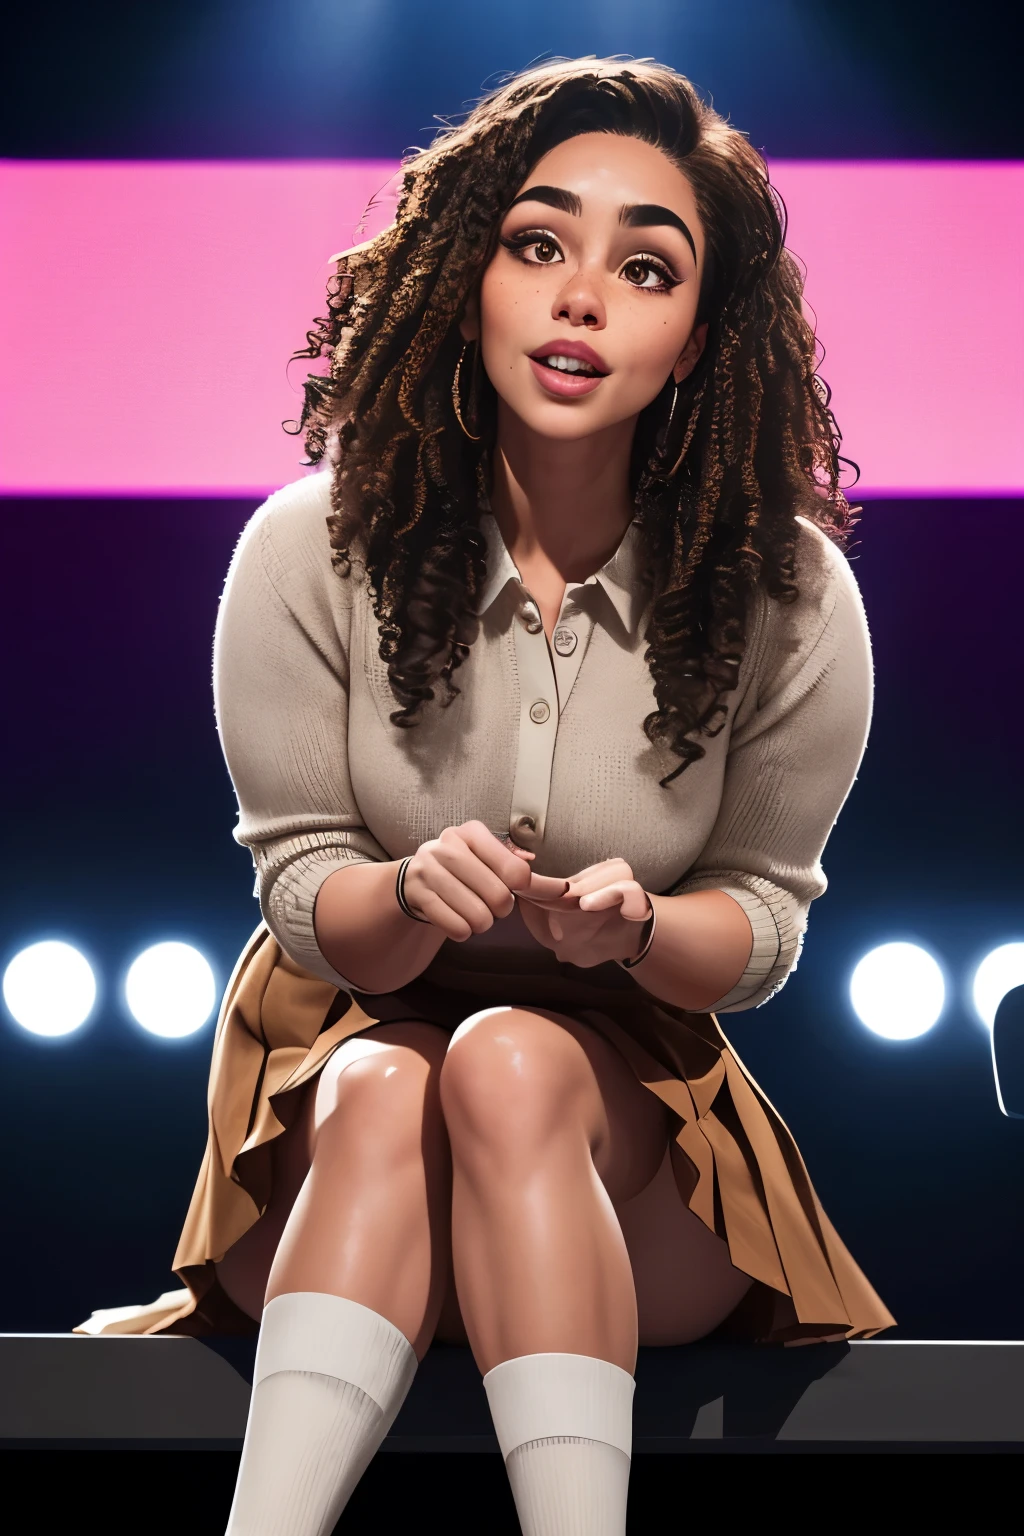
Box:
[541,354,599,376]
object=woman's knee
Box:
[314,1022,449,1155]
[439,1007,597,1157]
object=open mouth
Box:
[531,353,607,378]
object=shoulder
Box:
[742,514,870,707]
[791,515,863,623]
[226,470,367,607]
[766,514,869,650]
[793,519,871,675]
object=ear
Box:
[672,322,708,386]
[459,290,480,343]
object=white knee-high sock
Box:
[483,1353,635,1536]
[224,1291,417,1536]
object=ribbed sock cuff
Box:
[254,1292,417,1415]
[483,1352,635,1459]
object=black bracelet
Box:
[618,897,657,969]
[396,856,430,924]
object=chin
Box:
[502,396,629,443]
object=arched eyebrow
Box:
[620,204,697,265]
[505,186,698,266]
[505,185,582,218]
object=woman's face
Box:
[464,131,708,443]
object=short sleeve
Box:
[668,518,874,1013]
[213,475,389,988]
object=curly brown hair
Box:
[290,56,860,786]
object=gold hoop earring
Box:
[452,342,481,441]
[660,381,680,447]
[669,380,704,477]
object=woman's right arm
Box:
[313,823,542,993]
[214,479,544,993]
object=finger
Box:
[432,838,521,916]
[498,834,536,864]
[560,859,623,886]
[578,882,651,920]
[411,891,476,942]
[565,859,635,898]
[521,872,573,903]
[408,862,504,935]
[450,822,537,893]
[518,890,581,911]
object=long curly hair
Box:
[290,56,860,786]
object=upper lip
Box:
[529,338,610,374]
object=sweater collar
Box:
[475,512,649,636]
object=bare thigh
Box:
[215,1020,449,1323]
[617,1143,753,1345]
[215,1007,753,1344]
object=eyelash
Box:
[499,230,681,295]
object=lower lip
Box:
[528,357,606,398]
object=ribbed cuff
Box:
[667,872,802,1013]
[254,1292,417,1411]
[259,836,383,990]
[483,1353,635,1460]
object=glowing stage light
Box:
[971,942,1024,1030]
[125,942,216,1038]
[2,940,97,1036]
[849,942,945,1040]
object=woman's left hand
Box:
[517,857,653,968]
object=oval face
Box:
[473,131,707,443]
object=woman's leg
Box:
[438,1007,665,1536]
[438,1006,753,1536]
[266,1020,452,1354]
[438,1006,752,1361]
[439,1006,667,1374]
[222,1021,452,1536]
[217,1020,452,1354]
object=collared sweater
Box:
[213,470,873,1014]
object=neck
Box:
[488,400,636,581]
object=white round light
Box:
[971,942,1024,1030]
[2,941,97,1037]
[125,942,216,1038]
[849,942,945,1040]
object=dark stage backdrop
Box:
[1,495,1022,1336]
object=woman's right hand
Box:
[402,821,567,941]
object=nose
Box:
[551,262,606,330]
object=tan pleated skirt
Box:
[75,922,894,1344]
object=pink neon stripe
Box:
[1,160,1021,496]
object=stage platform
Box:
[2,1335,1022,1453]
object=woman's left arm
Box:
[524,523,874,1014]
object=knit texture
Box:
[224,1371,384,1536]
[484,1353,635,1536]
[214,470,873,1011]
[506,1438,632,1536]
[225,1292,417,1536]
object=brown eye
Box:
[621,255,678,293]
[499,230,565,268]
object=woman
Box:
[80,56,893,1535]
